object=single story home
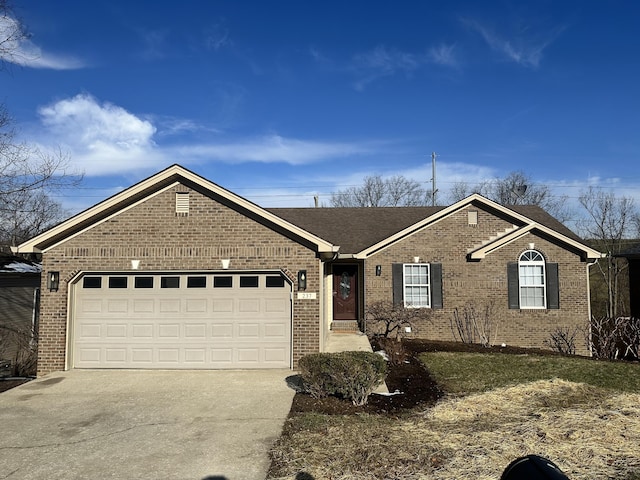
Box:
[14,165,602,376]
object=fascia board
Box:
[39,182,178,253]
[469,223,603,260]
[177,169,337,253]
[355,194,498,258]
[17,164,336,254]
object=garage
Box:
[70,271,292,369]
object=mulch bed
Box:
[289,338,564,416]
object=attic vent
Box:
[176,192,189,215]
[468,210,478,226]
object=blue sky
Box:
[2,1,639,220]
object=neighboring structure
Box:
[14,165,602,376]
[616,243,640,319]
[0,254,41,376]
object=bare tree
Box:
[448,171,572,223]
[0,0,30,70]
[0,3,81,247]
[578,187,636,319]
[330,175,431,207]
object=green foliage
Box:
[298,351,388,406]
[420,351,640,397]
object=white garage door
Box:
[71,272,292,369]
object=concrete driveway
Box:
[0,369,296,480]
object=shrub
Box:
[298,351,388,406]
[544,326,579,355]
[297,353,337,399]
[374,336,409,366]
[450,301,498,347]
[590,316,640,360]
[365,300,431,341]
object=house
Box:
[0,253,41,376]
[14,165,602,377]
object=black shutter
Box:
[392,263,404,305]
[431,263,443,309]
[507,262,519,309]
[546,263,559,309]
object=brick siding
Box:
[37,184,320,375]
[365,204,591,355]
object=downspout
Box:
[586,257,600,357]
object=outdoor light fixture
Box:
[298,270,307,291]
[48,271,60,292]
[375,265,382,276]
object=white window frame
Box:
[518,250,546,309]
[403,263,431,308]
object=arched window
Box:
[518,250,546,308]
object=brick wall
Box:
[37,184,320,375]
[365,204,591,355]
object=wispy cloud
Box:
[350,44,458,90]
[462,18,563,69]
[137,29,171,61]
[0,15,85,69]
[203,20,232,51]
[427,44,459,68]
[173,135,374,165]
[33,94,377,176]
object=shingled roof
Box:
[268,202,584,255]
[267,206,443,253]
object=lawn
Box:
[268,344,640,480]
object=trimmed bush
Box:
[297,353,337,399]
[298,351,388,406]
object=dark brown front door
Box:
[333,265,358,320]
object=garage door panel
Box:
[79,324,101,338]
[132,349,153,362]
[106,324,127,338]
[79,299,103,313]
[132,324,153,338]
[133,299,155,313]
[159,299,181,313]
[184,323,207,338]
[73,272,291,369]
[212,299,233,312]
[107,300,128,313]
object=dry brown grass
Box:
[269,379,640,479]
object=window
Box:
[161,276,180,288]
[518,250,546,308]
[108,276,128,289]
[134,277,154,288]
[403,264,431,308]
[266,276,285,288]
[83,277,102,289]
[240,276,259,288]
[213,276,233,288]
[392,263,443,309]
[187,276,207,288]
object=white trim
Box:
[16,164,337,255]
[402,263,431,309]
[41,182,178,254]
[518,250,547,309]
[355,194,602,261]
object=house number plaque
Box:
[297,292,317,300]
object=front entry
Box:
[332,265,358,321]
